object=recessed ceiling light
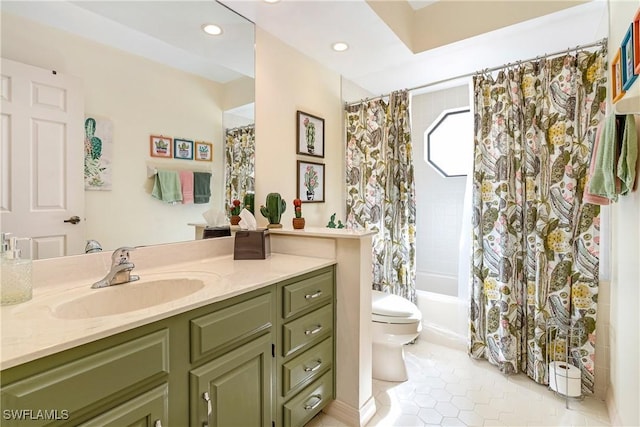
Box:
[202,24,223,36]
[332,42,349,52]
[263,0,280,3]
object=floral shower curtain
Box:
[345,90,417,302]
[469,48,607,394]
[224,125,255,212]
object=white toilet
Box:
[371,289,423,382]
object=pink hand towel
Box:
[180,170,194,204]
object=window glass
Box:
[425,108,473,177]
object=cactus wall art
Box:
[84,116,113,190]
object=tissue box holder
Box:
[203,226,231,239]
[234,229,271,260]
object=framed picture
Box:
[150,135,172,158]
[634,7,640,74]
[621,24,638,91]
[296,111,325,158]
[297,160,325,203]
[173,138,194,160]
[611,48,625,104]
[195,141,213,161]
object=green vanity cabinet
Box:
[0,329,171,427]
[188,290,275,427]
[189,334,273,427]
[276,266,336,427]
[1,265,335,427]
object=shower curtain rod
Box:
[345,38,608,107]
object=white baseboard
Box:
[324,396,377,427]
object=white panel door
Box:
[0,58,85,259]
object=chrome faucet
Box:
[91,247,140,289]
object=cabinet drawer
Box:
[1,330,169,427]
[282,370,333,427]
[282,270,333,319]
[282,304,332,357]
[191,292,272,363]
[282,337,332,398]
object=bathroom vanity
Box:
[0,240,335,427]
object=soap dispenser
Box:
[1,235,33,305]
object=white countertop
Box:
[0,253,335,370]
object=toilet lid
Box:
[372,290,421,319]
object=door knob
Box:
[64,216,81,224]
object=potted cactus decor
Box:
[243,192,255,215]
[292,198,305,229]
[260,193,286,228]
[230,199,242,225]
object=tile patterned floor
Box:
[308,340,610,427]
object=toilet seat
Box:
[372,290,422,324]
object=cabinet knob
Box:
[202,391,212,427]
[303,394,323,411]
[304,290,323,299]
[154,421,162,427]
[303,359,323,372]
[304,324,323,335]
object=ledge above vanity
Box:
[0,237,335,369]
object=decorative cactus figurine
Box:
[260,193,286,228]
[243,192,255,215]
[292,198,305,229]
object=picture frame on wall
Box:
[195,141,213,161]
[621,24,638,91]
[296,111,325,158]
[297,160,325,203]
[174,138,194,160]
[633,7,640,74]
[612,48,625,103]
[150,135,172,158]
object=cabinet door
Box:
[79,384,168,427]
[190,334,272,427]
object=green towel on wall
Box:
[617,114,638,196]
[193,172,212,204]
[152,170,183,203]
[587,114,618,201]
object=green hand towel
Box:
[617,114,638,196]
[193,172,212,204]
[587,114,618,201]
[152,170,183,203]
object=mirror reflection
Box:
[0,1,255,259]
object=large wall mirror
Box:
[0,1,255,258]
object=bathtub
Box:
[416,289,468,351]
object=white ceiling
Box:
[222,0,608,97]
[1,0,608,99]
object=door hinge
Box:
[272,343,275,358]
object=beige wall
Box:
[254,28,344,228]
[1,12,227,252]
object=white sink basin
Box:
[54,273,213,319]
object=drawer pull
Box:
[304,394,323,411]
[304,325,323,335]
[305,290,323,300]
[202,391,212,427]
[303,359,323,372]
